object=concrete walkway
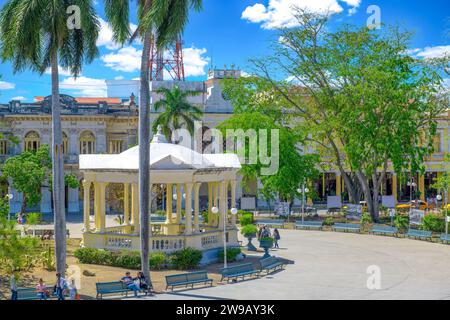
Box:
[146,230,450,300]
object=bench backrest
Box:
[96,281,126,292]
[259,257,278,268]
[221,263,255,276]
[407,229,432,237]
[17,288,38,299]
[441,233,450,241]
[186,271,209,282]
[372,225,397,232]
[166,274,188,285]
[334,223,361,228]
[296,221,322,226]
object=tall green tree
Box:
[104,0,203,286]
[2,145,52,214]
[152,85,203,141]
[218,113,320,213]
[248,9,449,219]
[0,0,99,275]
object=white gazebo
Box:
[79,128,241,255]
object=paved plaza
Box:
[147,230,450,300]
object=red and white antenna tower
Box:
[149,34,185,81]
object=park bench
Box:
[256,220,285,228]
[441,233,450,244]
[332,223,361,233]
[295,221,323,230]
[96,281,133,299]
[16,287,53,300]
[165,271,213,291]
[406,229,432,240]
[220,263,260,283]
[370,225,398,236]
[25,229,70,239]
[258,256,285,274]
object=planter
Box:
[244,233,257,251]
[259,239,274,259]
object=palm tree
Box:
[153,85,203,141]
[104,0,203,286]
[0,0,99,275]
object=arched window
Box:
[62,132,69,155]
[80,131,95,154]
[24,131,40,152]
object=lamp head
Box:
[212,207,219,214]
[230,208,238,215]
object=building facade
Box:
[0,67,449,214]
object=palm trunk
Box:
[139,30,152,287]
[51,52,66,276]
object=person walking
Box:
[55,273,66,300]
[68,278,78,300]
[10,274,17,300]
[273,228,281,249]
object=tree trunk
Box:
[139,30,152,288]
[51,52,66,276]
[21,193,27,215]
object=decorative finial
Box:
[152,125,168,144]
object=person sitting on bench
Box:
[121,272,139,297]
[135,272,149,293]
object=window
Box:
[432,133,442,153]
[62,132,68,155]
[0,140,8,155]
[108,140,123,154]
[80,131,95,154]
[24,131,40,152]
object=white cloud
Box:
[242,0,361,29]
[0,81,15,90]
[96,18,139,50]
[114,75,125,80]
[101,45,210,78]
[60,76,107,97]
[101,46,142,72]
[183,47,210,77]
[45,65,73,77]
[11,96,27,101]
[414,45,450,59]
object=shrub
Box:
[421,215,445,233]
[149,252,167,270]
[154,210,166,216]
[26,212,42,225]
[218,247,242,263]
[114,251,141,269]
[240,224,258,237]
[74,248,113,265]
[361,213,373,230]
[169,248,203,270]
[394,215,410,233]
[323,217,334,226]
[240,213,253,226]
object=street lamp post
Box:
[297,185,309,223]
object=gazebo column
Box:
[218,181,228,229]
[194,183,201,233]
[230,180,237,227]
[207,182,213,226]
[123,183,130,225]
[131,183,139,232]
[82,180,91,232]
[184,183,193,235]
[98,182,107,232]
[93,182,100,230]
[176,184,182,224]
[166,184,173,224]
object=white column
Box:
[185,183,193,235]
[166,184,173,223]
[176,184,182,224]
[230,180,237,227]
[82,180,91,231]
[131,183,139,232]
[99,182,107,232]
[123,183,130,225]
[218,181,228,229]
[194,183,201,233]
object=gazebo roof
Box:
[80,129,241,171]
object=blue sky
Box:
[0,0,448,102]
